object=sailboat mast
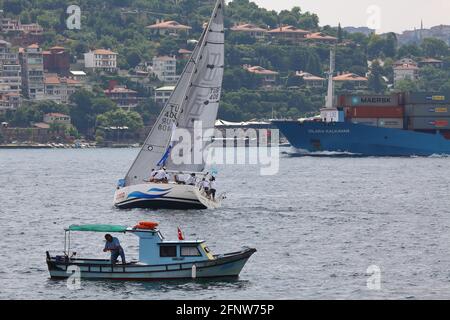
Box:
[325,48,335,109]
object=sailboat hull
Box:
[114,183,218,210]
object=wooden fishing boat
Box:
[46,223,256,281]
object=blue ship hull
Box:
[273,120,450,156]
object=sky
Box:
[249,0,450,33]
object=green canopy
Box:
[67,224,128,233]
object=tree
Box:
[157,38,178,56]
[397,44,422,59]
[368,60,387,94]
[69,89,96,135]
[96,109,144,132]
[337,23,343,43]
[394,79,418,92]
[126,50,142,69]
[421,38,448,58]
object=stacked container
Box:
[339,94,405,129]
[401,92,450,131]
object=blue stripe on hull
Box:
[273,121,450,156]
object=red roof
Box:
[146,20,191,30]
[245,65,279,75]
[92,49,117,55]
[45,113,70,118]
[104,86,137,94]
[230,23,267,33]
[268,25,309,34]
[306,32,337,41]
[333,73,368,81]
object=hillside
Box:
[1,0,450,139]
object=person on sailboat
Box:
[185,173,197,186]
[209,176,217,201]
[154,167,169,183]
[103,234,126,265]
[145,169,157,183]
[200,178,210,195]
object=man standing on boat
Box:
[103,234,126,265]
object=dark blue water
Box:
[1,148,450,299]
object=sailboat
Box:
[114,0,225,210]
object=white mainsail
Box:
[124,0,224,186]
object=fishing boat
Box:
[46,222,256,281]
[114,0,225,210]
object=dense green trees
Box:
[4,0,450,127]
[368,60,387,94]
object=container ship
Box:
[273,51,450,156]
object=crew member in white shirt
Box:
[154,167,168,183]
[209,177,217,200]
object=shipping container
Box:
[405,104,450,117]
[377,118,404,129]
[339,94,400,107]
[408,117,450,130]
[350,118,378,126]
[345,106,404,118]
[402,92,450,105]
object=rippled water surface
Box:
[1,148,450,299]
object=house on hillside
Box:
[268,25,310,44]
[333,72,368,89]
[230,23,267,40]
[244,65,279,88]
[146,20,191,36]
[84,49,118,73]
[295,71,326,88]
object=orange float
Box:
[134,221,159,230]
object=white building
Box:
[154,86,175,104]
[152,56,179,83]
[84,49,118,73]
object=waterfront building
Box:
[84,49,118,73]
[44,73,81,104]
[0,92,20,112]
[104,85,139,110]
[154,85,175,105]
[20,44,45,100]
[152,56,179,83]
[0,40,22,103]
[43,112,71,125]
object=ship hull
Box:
[273,120,450,156]
[47,249,256,281]
[114,183,221,210]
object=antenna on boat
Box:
[325,47,335,109]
